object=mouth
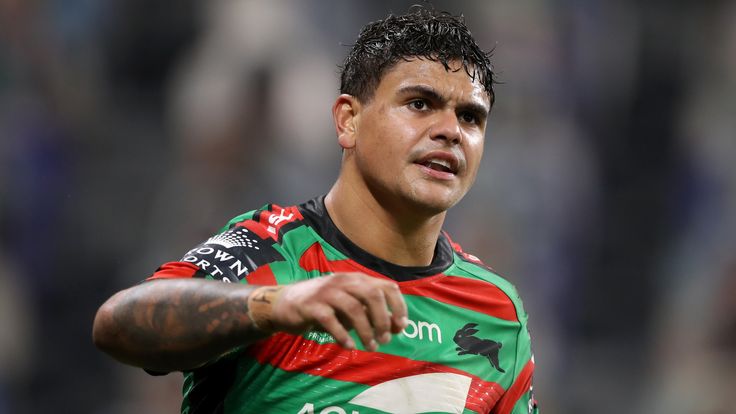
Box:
[415,152,460,175]
[422,159,455,173]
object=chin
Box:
[406,189,463,215]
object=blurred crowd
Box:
[1,1,734,413]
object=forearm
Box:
[93,272,409,371]
[92,279,267,372]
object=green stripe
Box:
[225,365,384,413]
[280,225,318,257]
[378,295,523,384]
[269,259,299,284]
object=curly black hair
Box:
[340,6,495,104]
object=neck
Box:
[325,176,446,267]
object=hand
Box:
[269,273,408,351]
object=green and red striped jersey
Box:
[149,197,539,414]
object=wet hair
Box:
[339,6,496,104]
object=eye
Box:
[459,111,479,125]
[409,99,428,111]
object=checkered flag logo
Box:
[205,228,260,250]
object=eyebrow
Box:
[397,85,490,119]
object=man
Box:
[93,7,538,414]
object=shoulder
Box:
[442,231,529,323]
[221,203,305,239]
[149,202,315,284]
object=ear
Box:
[332,94,359,149]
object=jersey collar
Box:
[298,196,454,282]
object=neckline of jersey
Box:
[297,196,454,282]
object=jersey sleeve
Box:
[147,211,285,285]
[491,311,539,414]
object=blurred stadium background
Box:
[1,0,735,413]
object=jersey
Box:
[148,197,539,414]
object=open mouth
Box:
[415,153,460,175]
[422,159,454,173]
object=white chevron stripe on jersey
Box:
[348,372,472,413]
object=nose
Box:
[430,110,462,144]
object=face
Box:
[337,59,491,216]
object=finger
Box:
[328,292,378,352]
[354,287,392,344]
[382,282,408,334]
[310,304,355,350]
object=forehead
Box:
[375,59,491,107]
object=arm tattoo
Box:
[109,280,264,370]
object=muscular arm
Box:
[92,279,264,372]
[93,273,408,373]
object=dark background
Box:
[1,1,735,413]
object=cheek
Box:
[356,126,400,173]
[460,140,484,188]
[367,119,415,160]
[466,137,485,170]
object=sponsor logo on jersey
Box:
[297,403,359,414]
[401,318,442,343]
[267,209,294,227]
[305,320,442,346]
[453,323,505,373]
[248,205,303,240]
[181,228,261,280]
[304,331,336,344]
[205,227,261,250]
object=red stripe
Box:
[246,265,278,285]
[491,358,535,414]
[298,242,334,273]
[400,277,518,322]
[237,205,304,241]
[239,220,273,241]
[299,242,390,279]
[299,243,518,322]
[248,333,504,412]
[258,205,303,235]
[147,262,199,280]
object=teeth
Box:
[423,158,453,173]
[429,159,451,169]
